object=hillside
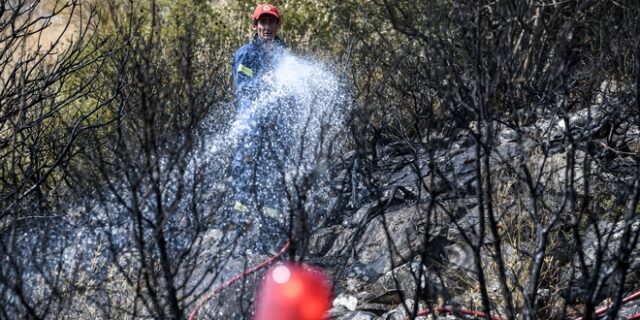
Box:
[1,1,639,319]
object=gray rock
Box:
[334,293,359,311]
[351,205,438,277]
[368,259,449,304]
[307,102,640,319]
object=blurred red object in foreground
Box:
[254,262,331,320]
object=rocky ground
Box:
[194,101,640,319]
[298,102,640,319]
[23,99,636,319]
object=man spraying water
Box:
[228,1,349,247]
[231,3,290,230]
[184,4,350,318]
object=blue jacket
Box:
[232,35,287,100]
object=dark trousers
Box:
[231,98,292,213]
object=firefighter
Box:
[231,3,288,219]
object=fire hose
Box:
[188,239,291,320]
[188,236,640,320]
[409,289,640,320]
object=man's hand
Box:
[261,71,275,87]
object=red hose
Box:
[186,236,640,320]
[188,239,291,320]
[404,306,506,320]
[574,289,640,320]
[407,288,640,320]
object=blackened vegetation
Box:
[324,1,640,319]
[1,1,231,319]
[1,1,639,320]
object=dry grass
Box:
[434,142,582,317]
[2,0,90,69]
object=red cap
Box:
[252,3,280,21]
